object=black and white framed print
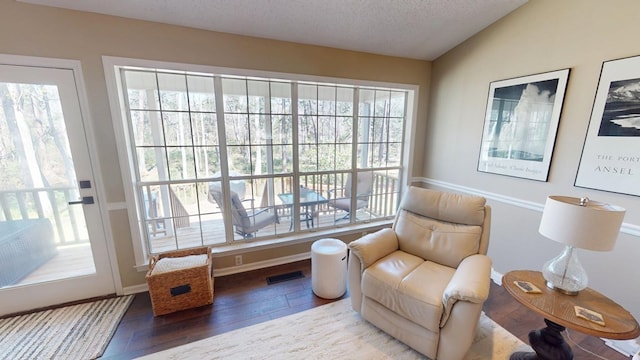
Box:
[478,69,570,181]
[575,55,640,196]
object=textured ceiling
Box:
[20,0,527,60]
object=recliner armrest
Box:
[440,254,492,326]
[348,228,398,271]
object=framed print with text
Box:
[478,69,570,181]
[575,55,640,196]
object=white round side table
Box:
[311,238,348,299]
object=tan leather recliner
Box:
[348,186,492,360]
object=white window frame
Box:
[103,56,419,268]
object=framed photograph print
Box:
[477,69,570,181]
[575,55,640,196]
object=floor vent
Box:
[266,271,305,285]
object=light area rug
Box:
[0,295,133,360]
[137,298,531,359]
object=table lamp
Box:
[538,196,625,295]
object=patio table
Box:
[278,188,328,230]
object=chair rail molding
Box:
[106,202,128,211]
[414,177,640,238]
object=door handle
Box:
[68,196,94,205]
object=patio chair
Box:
[208,184,278,238]
[143,187,190,236]
[327,172,373,222]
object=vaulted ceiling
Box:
[20,0,527,61]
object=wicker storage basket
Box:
[146,247,214,316]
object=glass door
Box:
[0,57,115,315]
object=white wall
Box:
[424,0,640,320]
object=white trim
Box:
[214,252,311,277]
[0,54,121,308]
[122,283,149,295]
[416,177,544,212]
[101,56,415,91]
[102,56,149,267]
[69,58,124,295]
[490,267,504,286]
[415,177,639,237]
[123,251,312,295]
[0,54,81,68]
[106,202,128,211]
[132,221,392,272]
[403,87,419,187]
[622,222,640,237]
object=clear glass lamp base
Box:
[542,245,588,296]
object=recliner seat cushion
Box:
[362,251,455,333]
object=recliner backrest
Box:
[393,187,490,268]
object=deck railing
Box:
[298,171,400,218]
[369,172,400,217]
[0,187,88,246]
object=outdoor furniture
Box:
[208,185,278,238]
[0,219,58,287]
[327,172,373,222]
[278,187,328,230]
[143,187,190,236]
[348,187,492,359]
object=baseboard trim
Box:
[123,252,312,295]
[490,267,503,286]
[213,252,311,277]
[413,177,640,237]
[122,283,148,295]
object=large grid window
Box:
[117,66,410,255]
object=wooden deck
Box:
[12,243,95,287]
[148,207,378,253]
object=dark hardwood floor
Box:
[102,260,627,359]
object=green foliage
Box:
[124,71,406,183]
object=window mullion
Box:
[153,72,179,250]
[291,82,300,231]
[119,69,154,259]
[265,83,275,209]
[399,90,409,188]
[213,76,234,243]
[350,89,360,223]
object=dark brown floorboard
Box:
[102,260,627,359]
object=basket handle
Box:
[149,255,158,269]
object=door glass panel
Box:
[0,81,96,288]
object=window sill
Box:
[134,220,392,272]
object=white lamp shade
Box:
[539,196,625,251]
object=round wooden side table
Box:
[503,270,640,360]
